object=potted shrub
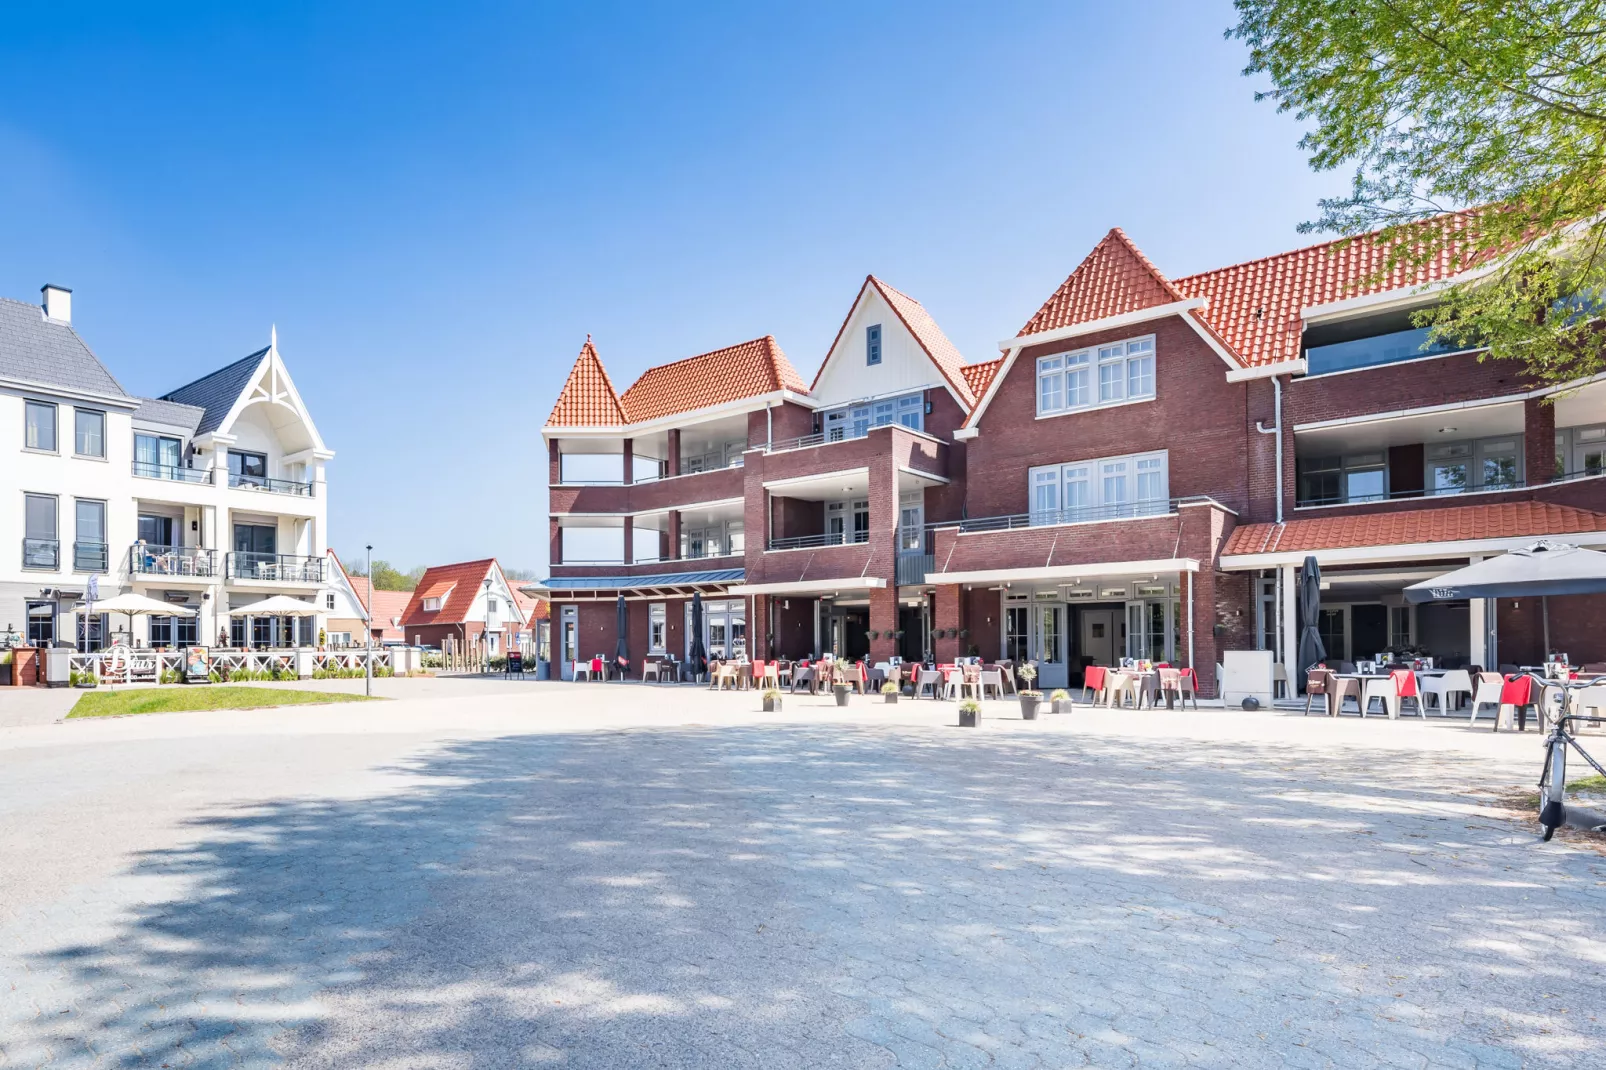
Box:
[1050,688,1070,714]
[761,687,782,713]
[866,630,880,641]
[70,668,98,689]
[958,697,980,728]
[882,681,899,704]
[834,680,852,706]
[1017,663,1040,719]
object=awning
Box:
[228,595,321,616]
[524,568,743,601]
[924,558,1199,587]
[725,576,888,596]
[1406,541,1606,601]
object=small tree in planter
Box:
[1017,663,1041,719]
[881,681,899,704]
[834,679,852,706]
[761,687,783,713]
[1050,688,1070,714]
[958,697,980,728]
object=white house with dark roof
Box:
[0,284,335,651]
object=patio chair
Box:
[917,668,942,700]
[1568,684,1606,731]
[1493,674,1542,732]
[1177,667,1200,709]
[642,659,663,684]
[978,667,1005,700]
[776,661,793,688]
[1106,671,1145,709]
[1327,674,1364,716]
[790,664,812,694]
[1272,663,1289,700]
[713,662,741,691]
[1082,665,1108,705]
[1468,672,1506,727]
[996,660,1017,695]
[1419,670,1472,715]
[572,660,591,682]
[1302,669,1332,715]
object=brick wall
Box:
[1288,351,1528,426]
[967,315,1252,519]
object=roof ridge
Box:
[624,334,778,377]
[1104,227,1186,301]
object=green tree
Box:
[1232,0,1606,386]
[368,560,418,591]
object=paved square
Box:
[1,681,1603,1068]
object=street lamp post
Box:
[365,544,373,697]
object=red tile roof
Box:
[400,559,498,626]
[1019,228,1187,339]
[1015,213,1492,369]
[960,357,1003,399]
[511,588,546,624]
[547,339,628,427]
[365,590,414,632]
[619,336,806,423]
[815,275,976,407]
[1223,502,1606,557]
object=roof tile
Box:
[1223,502,1606,556]
[401,560,500,626]
[546,340,627,427]
[960,357,1003,399]
[619,335,806,423]
[1018,229,1187,339]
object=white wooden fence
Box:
[69,646,405,685]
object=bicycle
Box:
[1538,712,1606,841]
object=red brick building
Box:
[537,231,1606,690]
[399,558,527,654]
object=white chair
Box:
[978,668,1005,700]
[1272,663,1289,701]
[1419,670,1472,715]
[713,662,740,691]
[642,660,662,684]
[917,668,942,699]
[1468,672,1506,728]
[572,660,591,682]
[942,669,964,701]
[1568,685,1606,731]
[1360,676,1398,719]
[1106,671,1145,709]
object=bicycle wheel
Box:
[1539,736,1566,841]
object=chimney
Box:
[41,284,72,325]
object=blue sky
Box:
[0,1,1346,574]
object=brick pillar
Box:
[667,510,681,560]
[548,438,561,484]
[753,595,771,658]
[622,523,633,566]
[1525,397,1556,484]
[935,584,962,662]
[549,517,562,566]
[622,438,634,486]
[666,429,681,476]
[869,585,897,662]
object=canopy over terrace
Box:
[523,567,744,602]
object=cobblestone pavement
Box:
[1,687,1603,1068]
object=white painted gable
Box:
[811,285,957,409]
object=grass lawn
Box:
[68,685,379,719]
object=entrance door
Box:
[1032,603,1067,689]
[1081,608,1117,667]
[559,606,578,678]
[1351,603,1388,661]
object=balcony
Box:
[767,531,870,551]
[958,497,1175,532]
[678,446,745,475]
[130,544,218,579]
[132,461,214,485]
[226,552,326,583]
[769,426,871,452]
[1305,325,1466,376]
[896,552,934,586]
[73,541,109,572]
[22,538,59,570]
[228,473,315,496]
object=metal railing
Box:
[226,552,327,582]
[73,541,109,572]
[228,473,315,496]
[768,425,874,452]
[132,461,213,484]
[130,544,218,578]
[957,497,1176,533]
[679,447,745,474]
[1294,467,1602,509]
[766,531,870,551]
[896,552,934,586]
[23,538,59,570]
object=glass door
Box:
[1031,604,1067,689]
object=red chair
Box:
[1500,674,1540,731]
[1081,665,1107,703]
[1387,669,1425,719]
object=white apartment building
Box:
[1,284,335,650]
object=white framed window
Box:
[1027,450,1168,525]
[649,603,667,654]
[898,394,923,430]
[820,392,924,441]
[422,596,442,612]
[866,324,882,365]
[899,490,924,551]
[826,499,869,544]
[1036,335,1155,417]
[74,408,105,458]
[25,400,57,452]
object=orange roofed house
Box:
[536,231,1606,688]
[400,559,528,654]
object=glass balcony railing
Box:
[132,460,214,484]
[226,552,326,582]
[73,541,109,572]
[131,544,218,578]
[22,538,59,570]
[1305,325,1467,376]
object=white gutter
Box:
[1255,375,1284,524]
[926,557,1200,587]
[998,298,1208,353]
[726,577,887,596]
[1,377,141,409]
[1226,359,1307,383]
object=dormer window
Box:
[423,596,442,612]
[866,324,882,366]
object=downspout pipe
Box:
[1254,375,1284,524]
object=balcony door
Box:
[1031,602,1067,689]
[138,514,175,548]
